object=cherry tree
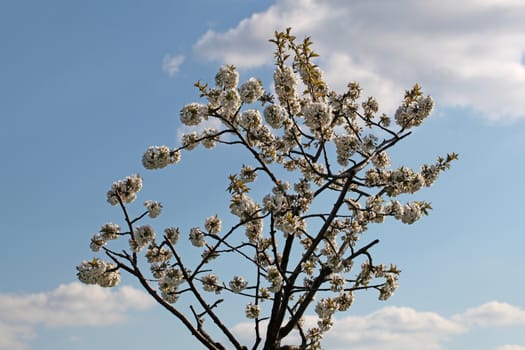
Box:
[77,28,456,350]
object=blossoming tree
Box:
[77,29,456,350]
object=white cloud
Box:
[233,306,465,350]
[193,0,525,120]
[232,301,525,350]
[163,53,185,77]
[0,322,35,350]
[0,282,154,350]
[497,345,525,350]
[452,301,525,327]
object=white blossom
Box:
[401,202,423,224]
[329,274,345,292]
[266,265,283,292]
[372,151,391,169]
[159,267,185,303]
[89,234,105,252]
[215,65,239,89]
[204,215,222,234]
[395,95,434,129]
[275,212,305,236]
[379,274,399,300]
[229,194,258,219]
[132,225,156,252]
[146,245,172,263]
[315,297,337,320]
[334,135,359,166]
[336,291,354,311]
[142,146,181,170]
[362,96,379,118]
[239,109,262,131]
[160,267,185,289]
[77,258,120,288]
[218,89,242,120]
[273,66,300,114]
[106,174,142,205]
[201,128,219,149]
[180,103,208,126]
[201,274,221,293]
[100,223,120,240]
[245,219,263,243]
[245,302,260,319]
[229,276,248,293]
[144,200,162,218]
[164,227,179,245]
[240,165,257,183]
[239,77,264,104]
[189,227,206,247]
[302,101,333,138]
[263,104,286,129]
[182,131,199,150]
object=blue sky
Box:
[1,0,525,349]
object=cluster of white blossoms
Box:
[263,194,286,215]
[245,219,263,243]
[275,211,306,236]
[201,128,219,149]
[229,194,259,220]
[329,274,345,292]
[274,66,300,114]
[215,64,239,90]
[379,274,399,300]
[265,265,284,292]
[336,291,354,311]
[315,297,337,321]
[180,103,208,126]
[106,174,142,205]
[77,258,120,287]
[204,215,222,234]
[334,135,359,166]
[219,89,243,121]
[361,96,379,119]
[365,157,452,200]
[245,302,260,319]
[201,273,221,293]
[229,275,248,293]
[356,262,400,300]
[181,131,199,150]
[89,223,120,252]
[239,109,263,131]
[142,145,181,170]
[144,200,162,218]
[145,244,172,264]
[130,225,156,252]
[263,104,286,129]
[164,227,179,245]
[189,227,206,247]
[372,151,392,169]
[238,77,264,104]
[159,267,185,304]
[398,202,423,224]
[302,101,333,139]
[395,95,434,129]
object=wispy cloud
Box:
[193,0,525,121]
[0,282,154,350]
[163,53,185,77]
